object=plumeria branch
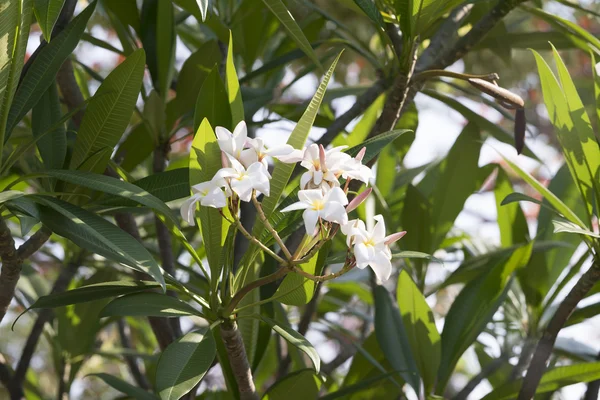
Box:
[291,261,355,283]
[251,193,292,260]
[232,218,285,265]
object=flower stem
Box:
[291,262,355,282]
[251,193,293,260]
[233,219,285,264]
[411,69,499,83]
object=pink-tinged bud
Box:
[221,151,228,168]
[355,147,367,162]
[384,231,407,245]
[346,188,372,213]
[319,144,326,170]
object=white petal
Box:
[354,243,371,266]
[214,167,238,180]
[322,203,348,225]
[281,201,309,213]
[215,126,233,141]
[298,189,323,204]
[313,169,323,185]
[372,215,387,242]
[300,172,312,189]
[180,194,202,225]
[369,254,392,281]
[240,148,258,168]
[191,181,213,194]
[201,188,227,208]
[231,179,254,202]
[265,144,295,157]
[325,187,348,205]
[275,149,304,163]
[232,121,248,158]
[303,209,320,236]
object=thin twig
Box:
[453,354,509,400]
[251,194,292,260]
[117,319,151,390]
[518,263,600,399]
[9,259,79,400]
[233,219,285,264]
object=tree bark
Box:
[518,263,600,399]
[220,321,258,400]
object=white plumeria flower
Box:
[240,137,297,169]
[343,215,406,281]
[180,180,228,225]
[215,121,248,160]
[215,155,271,202]
[281,187,348,235]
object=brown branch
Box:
[453,355,509,400]
[0,221,50,323]
[518,263,600,399]
[117,319,151,390]
[219,321,258,400]
[153,146,182,337]
[9,258,79,400]
[317,78,389,147]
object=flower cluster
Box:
[181,121,406,281]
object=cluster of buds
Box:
[181,122,406,281]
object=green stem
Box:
[411,69,499,83]
[252,193,293,260]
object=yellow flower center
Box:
[364,238,375,247]
[311,200,325,211]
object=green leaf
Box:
[115,122,155,171]
[532,48,600,226]
[156,329,217,400]
[552,218,600,239]
[33,0,65,42]
[429,124,489,249]
[0,190,24,204]
[398,0,464,37]
[0,0,32,151]
[482,362,600,400]
[15,195,166,290]
[193,67,232,131]
[321,372,398,399]
[41,169,179,226]
[243,53,341,274]
[262,369,321,400]
[190,119,230,294]
[5,1,93,139]
[70,48,146,172]
[352,0,384,27]
[257,314,320,373]
[501,156,587,230]
[275,241,332,306]
[373,284,420,394]
[401,185,432,255]
[32,82,66,171]
[396,270,441,393]
[89,373,158,400]
[100,292,202,318]
[261,0,322,70]
[495,168,529,247]
[30,280,163,308]
[436,241,534,393]
[226,31,244,127]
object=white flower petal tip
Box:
[281,187,348,236]
[346,188,372,213]
[355,147,367,162]
[385,231,407,245]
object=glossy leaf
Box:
[373,284,420,393]
[263,369,321,400]
[31,82,66,171]
[352,0,383,27]
[226,31,244,126]
[33,0,65,42]
[261,0,322,70]
[258,315,320,373]
[156,329,217,400]
[15,195,166,290]
[31,281,163,309]
[70,48,145,172]
[495,168,529,247]
[190,119,230,294]
[436,241,533,393]
[532,48,600,226]
[193,67,232,131]
[100,292,202,318]
[396,270,441,393]
[482,362,600,400]
[552,218,600,239]
[0,0,32,147]
[6,2,93,138]
[90,373,158,400]
[41,169,179,226]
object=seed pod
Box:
[514,108,526,155]
[468,78,525,110]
